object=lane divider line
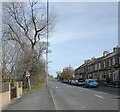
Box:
[95,94,103,99]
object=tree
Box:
[2,1,56,87]
[3,1,55,50]
[56,71,61,80]
[60,66,74,80]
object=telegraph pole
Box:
[46,0,49,87]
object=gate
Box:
[10,82,16,100]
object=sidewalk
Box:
[3,84,55,110]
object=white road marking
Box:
[95,94,103,98]
[56,87,58,88]
[17,96,21,99]
[97,92,107,94]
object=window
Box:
[103,74,106,79]
[78,69,80,74]
[95,64,97,70]
[112,58,116,65]
[108,59,111,67]
[113,70,119,80]
[103,62,106,68]
[100,73,102,80]
[90,66,93,72]
[98,63,101,69]
[119,56,120,64]
[88,67,90,72]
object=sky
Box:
[47,2,118,77]
[0,1,118,77]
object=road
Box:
[49,78,119,110]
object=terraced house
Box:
[75,46,120,84]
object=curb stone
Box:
[48,84,56,110]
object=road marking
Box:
[95,94,103,98]
[97,92,107,94]
[55,87,58,88]
[17,96,21,99]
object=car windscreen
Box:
[79,80,84,82]
[88,80,95,83]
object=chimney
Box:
[113,46,120,52]
[84,60,87,64]
[91,57,96,61]
[84,60,91,64]
[103,51,109,56]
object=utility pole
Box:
[46,0,49,87]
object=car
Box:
[68,80,72,84]
[74,80,79,86]
[84,79,99,88]
[70,80,76,85]
[76,80,85,86]
[62,79,69,83]
[109,80,120,88]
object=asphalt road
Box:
[49,78,119,110]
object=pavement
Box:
[3,84,55,110]
[49,78,120,110]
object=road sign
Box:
[26,71,30,77]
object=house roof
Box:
[104,50,120,59]
[75,49,120,70]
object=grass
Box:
[23,83,43,94]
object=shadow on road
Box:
[81,86,120,96]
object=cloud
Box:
[49,0,119,2]
[49,2,117,45]
[48,2,118,76]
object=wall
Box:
[0,83,11,110]
[0,81,23,110]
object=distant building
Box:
[75,47,120,83]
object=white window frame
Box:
[109,59,111,67]
[99,63,101,69]
[112,58,116,65]
[113,70,119,80]
[103,62,106,68]
[95,64,97,70]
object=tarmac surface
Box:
[5,84,55,110]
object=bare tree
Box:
[2,1,55,50]
[2,1,56,86]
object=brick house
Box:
[75,47,120,83]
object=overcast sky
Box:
[48,2,118,77]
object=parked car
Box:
[68,80,72,84]
[84,79,99,88]
[62,79,69,83]
[109,80,120,88]
[70,80,76,85]
[75,80,85,86]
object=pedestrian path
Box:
[4,84,55,110]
